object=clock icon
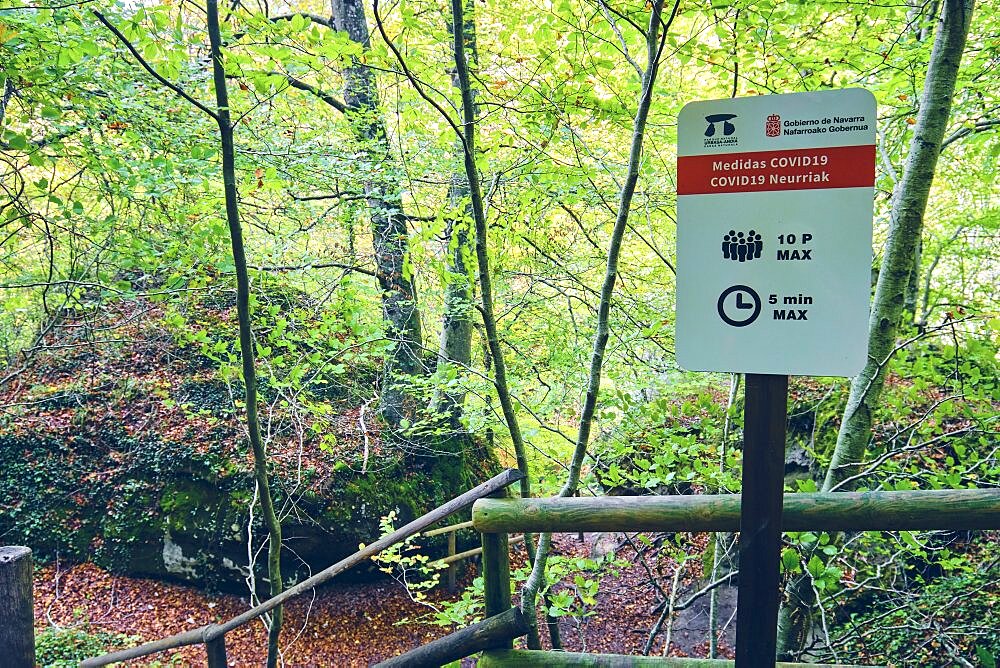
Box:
[717,285,761,327]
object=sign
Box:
[675,89,876,376]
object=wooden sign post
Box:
[735,374,788,665]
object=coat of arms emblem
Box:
[765,114,781,137]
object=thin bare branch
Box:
[91,11,220,122]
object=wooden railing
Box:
[10,481,998,667]
[472,488,1000,533]
[469,487,1000,668]
[423,519,525,591]
[71,468,525,668]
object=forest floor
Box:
[33,533,735,666]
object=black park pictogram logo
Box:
[704,113,737,137]
[723,230,763,262]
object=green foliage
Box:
[427,575,487,628]
[533,553,625,620]
[844,329,1000,493]
[1,0,998,658]
[829,544,1000,666]
[35,624,139,668]
[370,510,450,606]
[592,387,741,495]
[374,505,625,630]
[165,280,383,412]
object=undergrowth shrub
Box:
[35,625,139,667]
[827,542,1000,667]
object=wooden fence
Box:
[5,480,999,667]
[0,468,526,668]
[468,487,1000,667]
[423,519,525,591]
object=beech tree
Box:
[260,0,427,431]
[92,3,290,663]
[776,0,977,657]
[520,0,675,647]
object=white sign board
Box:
[675,89,876,376]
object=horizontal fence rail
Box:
[423,520,475,537]
[436,534,525,567]
[81,468,525,668]
[478,649,879,667]
[472,489,1000,534]
[424,519,477,591]
[374,607,529,668]
[419,520,525,591]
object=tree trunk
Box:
[434,0,477,427]
[775,0,975,658]
[447,0,530,500]
[518,0,672,648]
[903,236,921,323]
[206,2,284,664]
[332,0,425,430]
[824,0,973,494]
[0,78,14,128]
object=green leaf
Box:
[6,132,28,150]
[807,554,825,578]
[796,478,817,492]
[781,548,799,572]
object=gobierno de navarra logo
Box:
[765,114,781,137]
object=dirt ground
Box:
[33,533,734,666]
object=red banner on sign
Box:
[677,144,875,195]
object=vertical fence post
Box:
[481,532,511,616]
[735,374,788,666]
[447,531,457,592]
[0,546,35,668]
[481,484,512,651]
[205,628,228,668]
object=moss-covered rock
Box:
[0,416,491,592]
[0,297,497,592]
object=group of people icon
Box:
[722,230,763,262]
